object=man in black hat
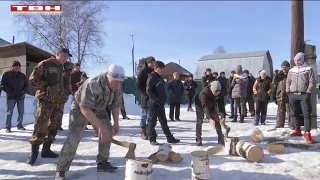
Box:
[27,48,73,165]
[202,68,214,88]
[1,60,28,133]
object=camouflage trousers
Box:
[120,95,127,118]
[195,106,229,138]
[276,100,291,128]
[30,100,64,145]
[56,100,112,172]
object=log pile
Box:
[148,144,183,164]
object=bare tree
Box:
[14,0,108,67]
[213,45,227,54]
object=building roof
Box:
[162,62,193,76]
[0,38,11,46]
[195,50,273,79]
[0,42,53,59]
[198,50,270,61]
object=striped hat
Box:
[107,64,125,82]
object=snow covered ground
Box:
[0,93,320,180]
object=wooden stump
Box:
[236,141,264,163]
[125,159,153,180]
[168,151,183,163]
[191,151,211,180]
[267,143,285,153]
[156,144,172,162]
[148,152,159,164]
[224,137,239,156]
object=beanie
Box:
[12,61,21,67]
[107,64,125,82]
[146,56,156,64]
[235,65,243,75]
[206,68,211,72]
[210,81,221,91]
[294,52,304,62]
[281,60,290,67]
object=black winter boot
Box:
[41,142,59,158]
[149,137,159,146]
[140,128,149,140]
[239,115,244,123]
[196,137,202,146]
[167,136,180,144]
[97,161,118,172]
[231,115,237,123]
[26,144,40,165]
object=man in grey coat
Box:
[286,52,316,144]
[231,65,248,123]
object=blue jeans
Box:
[6,99,24,129]
[140,108,149,128]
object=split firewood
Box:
[147,152,159,164]
[207,146,224,157]
[267,143,284,153]
[250,128,264,143]
[168,151,183,163]
[156,144,172,161]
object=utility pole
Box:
[291,0,304,66]
[129,34,135,78]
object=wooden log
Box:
[250,128,264,143]
[191,151,211,180]
[236,141,264,163]
[224,137,239,156]
[207,146,223,157]
[156,144,172,161]
[267,143,285,153]
[148,152,159,164]
[168,151,183,163]
[125,159,153,180]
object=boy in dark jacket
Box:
[195,81,230,146]
[184,75,198,112]
[146,61,180,145]
[168,72,184,121]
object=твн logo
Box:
[10,4,62,15]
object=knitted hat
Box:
[206,68,211,72]
[107,64,125,82]
[294,52,304,62]
[281,60,290,67]
[210,81,221,91]
[12,61,21,67]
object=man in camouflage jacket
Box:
[27,48,73,165]
[273,61,291,128]
[55,64,125,179]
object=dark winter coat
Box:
[146,71,166,107]
[253,76,273,102]
[247,76,255,99]
[231,76,249,99]
[183,79,198,97]
[201,74,215,88]
[1,70,28,100]
[227,77,233,96]
[136,63,153,108]
[71,71,82,94]
[199,86,219,120]
[168,79,184,103]
[217,76,228,96]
